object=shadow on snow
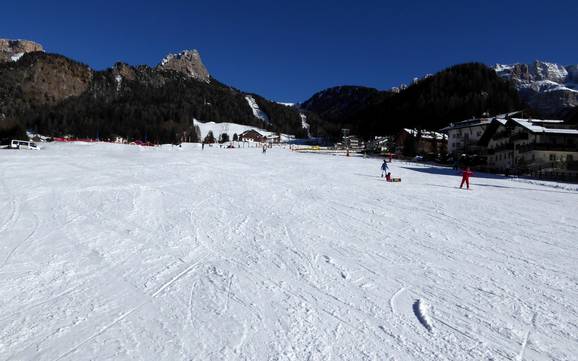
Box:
[400,166,505,180]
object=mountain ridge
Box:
[301,63,525,138]
[2,38,576,142]
[493,60,578,116]
[0,39,319,142]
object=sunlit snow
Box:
[1,143,577,360]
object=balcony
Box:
[517,143,578,153]
[491,143,514,152]
[511,132,529,141]
[493,130,511,140]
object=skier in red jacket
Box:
[460,167,473,189]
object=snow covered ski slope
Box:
[1,143,577,360]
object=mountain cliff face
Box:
[494,61,578,116]
[157,50,210,82]
[0,39,43,62]
[0,52,93,106]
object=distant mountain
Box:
[300,86,390,136]
[2,38,567,143]
[301,86,388,122]
[302,63,524,138]
[0,39,319,142]
[0,39,43,62]
[494,61,578,116]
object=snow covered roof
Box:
[525,119,564,124]
[440,111,523,132]
[440,118,492,132]
[403,129,447,140]
[494,111,523,118]
[509,118,578,135]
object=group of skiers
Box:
[381,159,473,189]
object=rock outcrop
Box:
[494,60,578,116]
[157,50,210,82]
[0,52,93,107]
[0,39,44,62]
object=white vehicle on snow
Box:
[7,139,40,150]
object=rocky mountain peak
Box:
[112,62,137,81]
[495,60,570,83]
[0,39,44,62]
[530,61,568,83]
[494,60,578,116]
[157,49,210,82]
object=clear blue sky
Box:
[2,0,577,102]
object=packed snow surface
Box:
[244,95,270,123]
[1,143,577,360]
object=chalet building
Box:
[337,135,363,150]
[365,136,390,152]
[346,136,363,149]
[266,134,281,144]
[442,118,493,155]
[479,118,578,172]
[441,112,521,155]
[239,129,266,143]
[395,129,447,155]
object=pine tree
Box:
[403,135,417,157]
[204,130,215,143]
[219,133,230,143]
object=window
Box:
[568,155,574,162]
[549,154,556,161]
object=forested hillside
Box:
[302,63,525,139]
[0,52,318,142]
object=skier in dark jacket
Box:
[381,160,389,178]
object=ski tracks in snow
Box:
[390,286,407,314]
[224,274,234,313]
[3,144,577,360]
[50,251,209,361]
[516,312,537,361]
